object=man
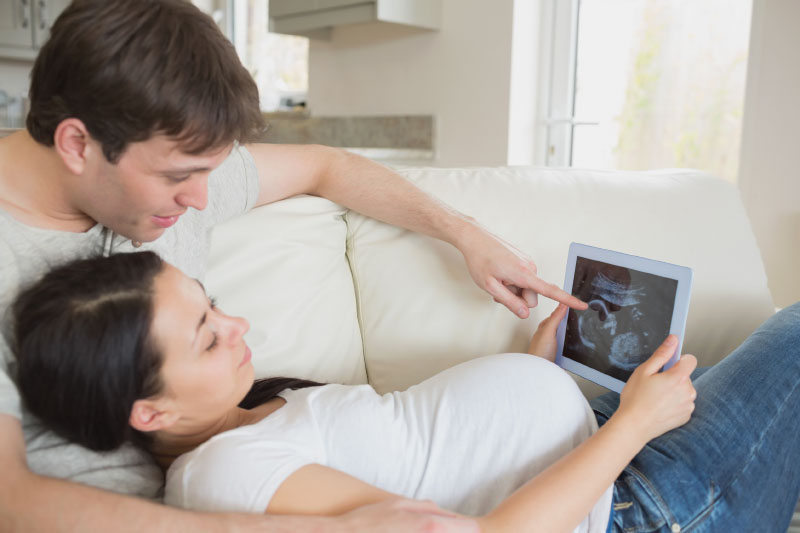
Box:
[0,1,585,531]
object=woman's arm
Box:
[481,335,697,532]
[268,463,401,516]
[479,412,640,533]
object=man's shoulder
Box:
[205,144,260,223]
[0,218,102,313]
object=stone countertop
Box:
[1,114,436,162]
[260,113,433,151]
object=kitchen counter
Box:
[0,114,437,165]
[260,113,433,150]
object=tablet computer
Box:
[555,243,693,393]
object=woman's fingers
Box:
[668,353,698,379]
[547,303,568,326]
[533,304,568,337]
[619,335,699,440]
[527,304,568,361]
[639,335,679,375]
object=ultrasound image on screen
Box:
[564,257,678,382]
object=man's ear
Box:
[129,399,180,433]
[52,118,95,175]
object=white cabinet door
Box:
[33,0,70,47]
[269,0,440,39]
[0,0,34,49]
[270,0,367,18]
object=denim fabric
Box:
[590,302,800,532]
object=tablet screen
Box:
[564,256,678,382]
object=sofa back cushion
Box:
[205,195,367,386]
[346,167,775,395]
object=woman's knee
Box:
[756,303,800,345]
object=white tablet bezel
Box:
[555,243,693,394]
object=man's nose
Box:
[176,175,208,210]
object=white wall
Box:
[307,0,520,167]
[738,0,800,307]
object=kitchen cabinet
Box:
[269,0,441,40]
[33,0,70,47]
[0,0,70,60]
[0,0,32,53]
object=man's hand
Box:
[335,499,480,533]
[457,226,587,318]
[527,304,568,362]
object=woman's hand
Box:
[614,335,698,444]
[527,304,569,362]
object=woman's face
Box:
[149,264,254,424]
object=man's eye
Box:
[167,174,191,183]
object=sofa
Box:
[203,165,799,531]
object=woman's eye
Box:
[206,333,218,352]
[167,174,191,183]
[205,297,219,351]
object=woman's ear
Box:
[129,399,180,433]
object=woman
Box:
[12,252,800,532]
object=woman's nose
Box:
[224,315,250,343]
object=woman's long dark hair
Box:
[13,251,320,453]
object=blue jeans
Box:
[590,302,800,532]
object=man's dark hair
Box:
[26,0,265,163]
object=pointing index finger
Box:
[527,275,588,310]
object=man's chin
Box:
[138,228,167,243]
[111,226,166,245]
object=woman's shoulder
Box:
[164,394,329,512]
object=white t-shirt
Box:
[165,354,614,531]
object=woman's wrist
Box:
[605,409,651,449]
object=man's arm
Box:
[0,414,270,532]
[246,143,586,317]
[0,415,477,533]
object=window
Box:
[544,0,752,182]
[193,0,309,111]
[231,0,308,111]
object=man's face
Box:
[77,135,233,243]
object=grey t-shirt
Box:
[0,145,260,498]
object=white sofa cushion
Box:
[205,195,367,385]
[346,167,775,395]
